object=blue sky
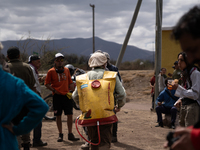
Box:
[0,0,199,51]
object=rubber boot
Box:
[57,133,63,142]
[21,142,30,150]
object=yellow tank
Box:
[76,71,118,126]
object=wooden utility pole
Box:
[115,0,142,68]
[90,4,95,53]
[154,0,163,108]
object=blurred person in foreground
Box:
[72,52,126,150]
[0,42,48,150]
[45,53,79,142]
[164,5,200,150]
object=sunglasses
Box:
[56,58,64,62]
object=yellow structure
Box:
[161,27,182,75]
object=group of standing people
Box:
[6,46,48,149]
[0,44,49,150]
[0,41,126,150]
[1,4,200,150]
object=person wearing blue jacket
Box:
[155,78,179,129]
[0,42,49,150]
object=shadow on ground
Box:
[112,142,143,150]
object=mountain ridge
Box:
[1,37,154,62]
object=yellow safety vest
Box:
[76,71,118,126]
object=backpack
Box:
[76,71,118,126]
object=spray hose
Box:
[75,116,101,145]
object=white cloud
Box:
[0,0,199,51]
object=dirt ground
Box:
[26,70,174,150]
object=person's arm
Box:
[164,127,195,150]
[114,76,126,110]
[2,80,48,136]
[175,71,200,100]
[69,83,74,91]
[150,76,155,93]
[156,91,164,106]
[174,98,182,108]
[45,83,55,92]
[72,87,79,105]
[45,83,60,95]
[150,82,154,88]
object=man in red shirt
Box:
[45,53,79,142]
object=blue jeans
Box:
[156,105,177,124]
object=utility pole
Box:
[154,0,163,109]
[152,41,155,68]
[90,4,95,53]
[115,0,142,68]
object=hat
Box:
[7,46,20,59]
[172,61,178,68]
[55,53,64,59]
[174,61,178,65]
[28,55,40,63]
[88,52,107,68]
[103,52,110,60]
[95,50,103,53]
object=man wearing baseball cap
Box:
[28,55,47,147]
[45,53,80,142]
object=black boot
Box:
[21,142,30,150]
[155,122,163,127]
[33,140,47,147]
[57,133,63,142]
[171,123,175,129]
[68,133,80,141]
